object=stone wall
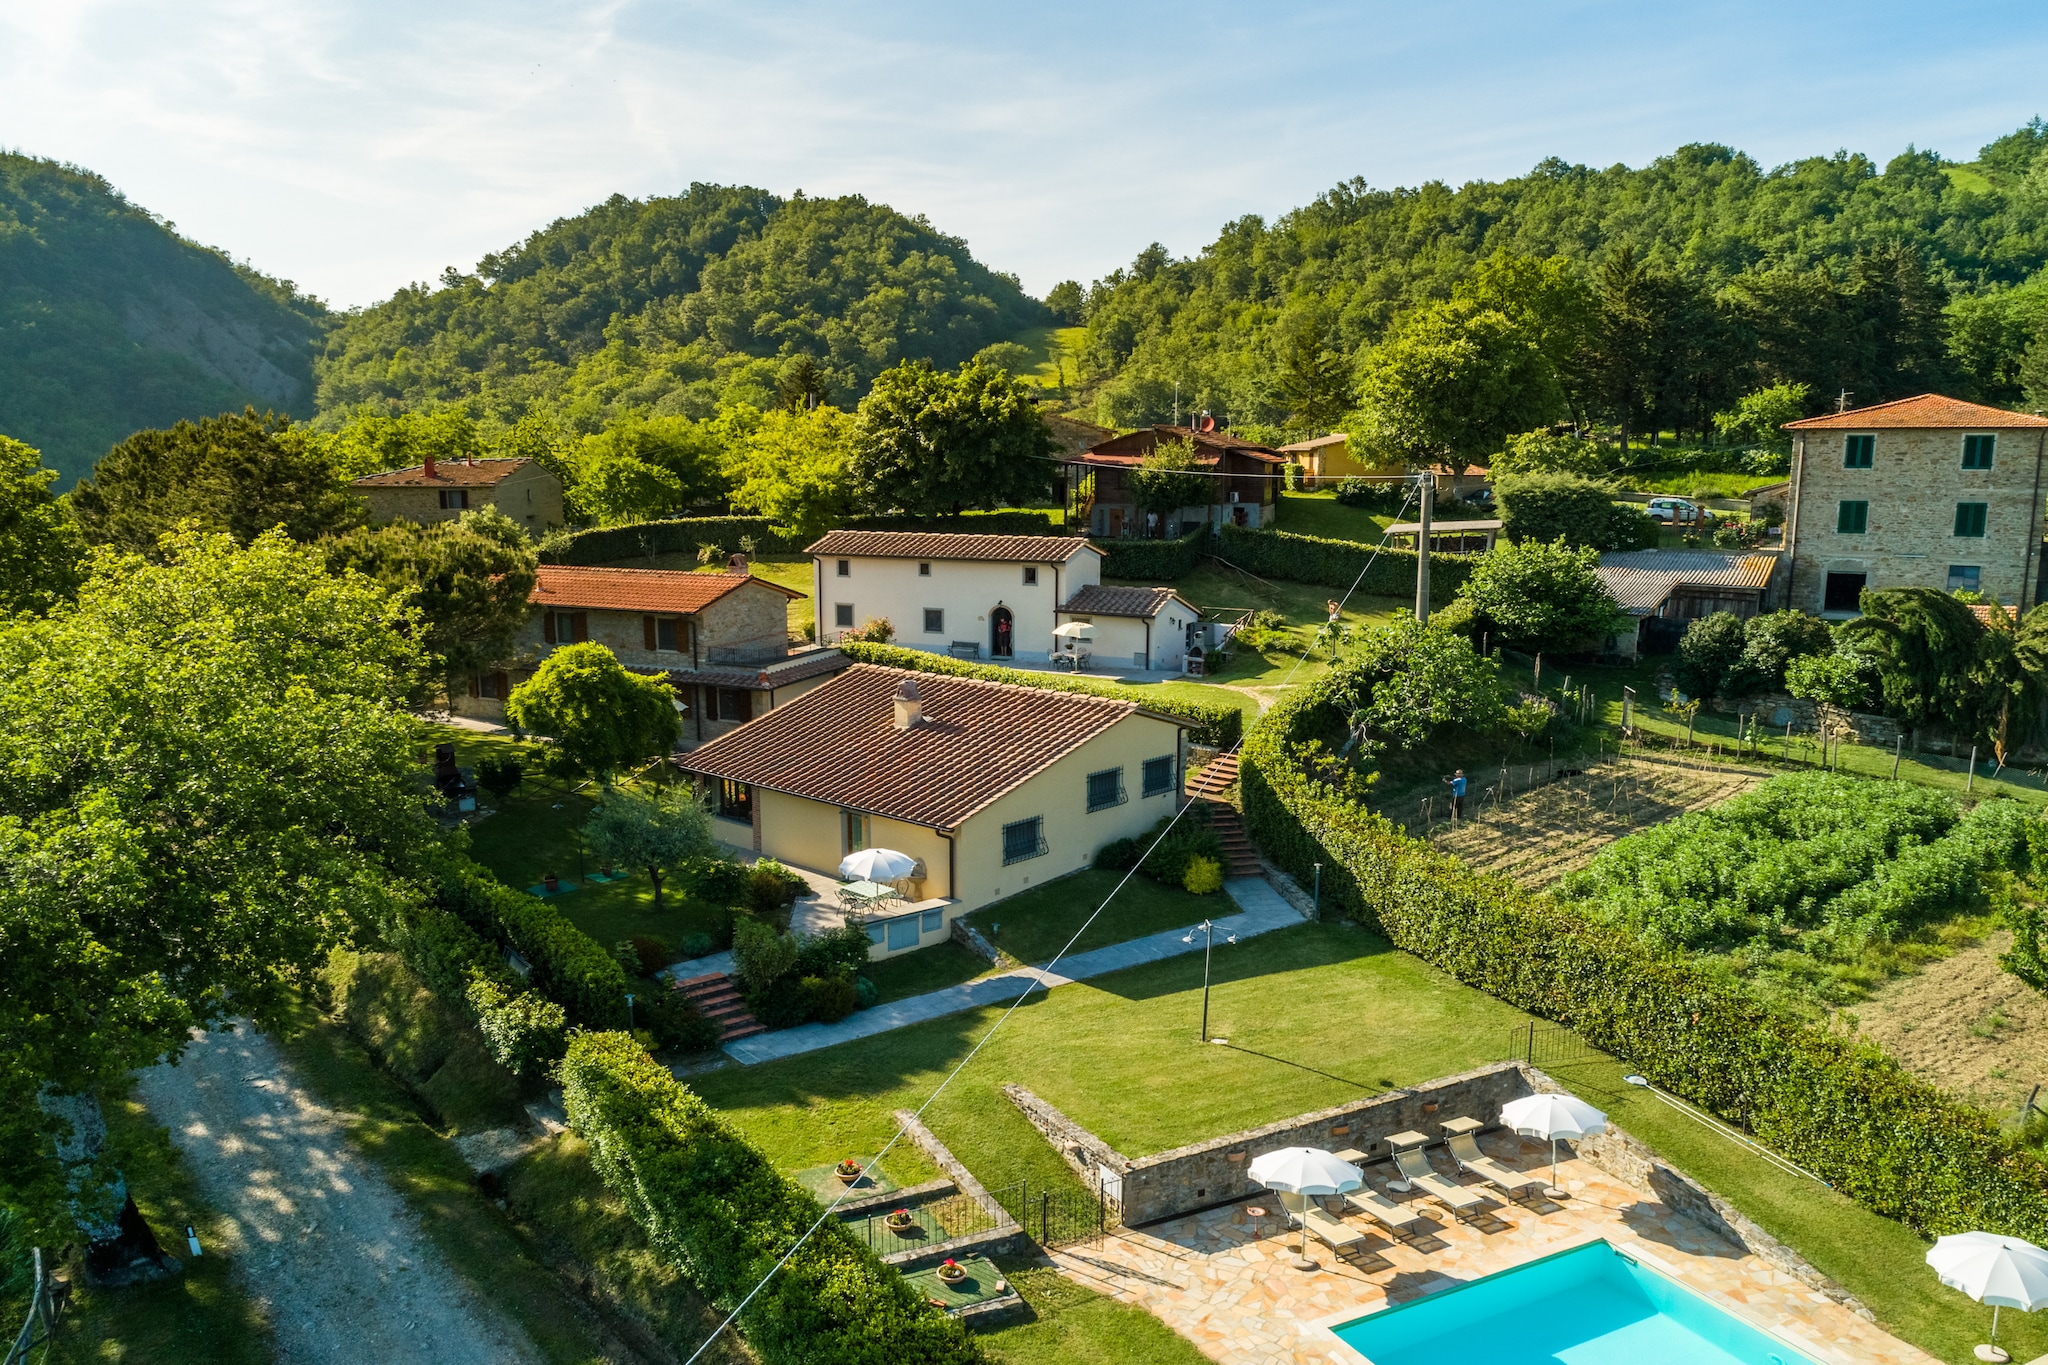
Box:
[884,1108,1026,1268]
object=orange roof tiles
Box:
[529,565,801,613]
[676,664,1185,828]
[351,457,538,488]
[1783,394,2048,430]
[804,531,1099,563]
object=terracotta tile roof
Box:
[804,531,1100,563]
[1970,603,2021,627]
[1783,394,2048,430]
[351,457,537,488]
[1060,585,1190,619]
[1595,550,1781,616]
[632,649,850,691]
[530,565,802,613]
[676,664,1184,828]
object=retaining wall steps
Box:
[674,972,764,1041]
[1188,754,1262,877]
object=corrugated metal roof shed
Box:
[1595,550,1779,616]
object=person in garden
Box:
[1444,768,1467,821]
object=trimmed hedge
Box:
[383,891,571,1075]
[1092,527,1209,579]
[560,1031,986,1365]
[1213,523,1480,599]
[1239,672,2048,1241]
[545,511,1063,566]
[837,640,1242,748]
[435,863,631,1029]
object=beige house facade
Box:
[1054,585,1205,673]
[679,665,1191,959]
[351,456,566,536]
[1275,432,1384,488]
[1783,395,2048,618]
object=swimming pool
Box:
[1331,1240,1825,1365]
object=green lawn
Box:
[980,1260,1208,1364]
[1616,471,1787,499]
[862,941,993,1004]
[962,868,1229,965]
[1275,491,1392,542]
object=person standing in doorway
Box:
[1443,769,1466,821]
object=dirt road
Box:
[136,1022,545,1365]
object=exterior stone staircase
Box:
[1185,753,1262,878]
[674,972,764,1042]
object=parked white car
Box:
[1643,497,1703,525]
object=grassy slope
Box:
[962,868,1230,966]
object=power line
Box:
[680,485,1420,1363]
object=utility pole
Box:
[1182,919,1237,1042]
[1414,470,1433,623]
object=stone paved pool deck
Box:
[1051,1131,1935,1365]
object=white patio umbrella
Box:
[1247,1147,1361,1270]
[838,847,918,882]
[1500,1092,1608,1198]
[1052,621,1095,639]
[1928,1232,2048,1362]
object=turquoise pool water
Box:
[1332,1241,1823,1365]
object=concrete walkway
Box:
[719,876,1305,1066]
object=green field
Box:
[961,868,1228,966]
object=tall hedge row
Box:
[1239,676,2048,1240]
[837,640,1243,748]
[382,886,570,1075]
[560,1032,986,1365]
[544,512,1063,566]
[1092,527,1210,579]
[433,863,631,1028]
[1213,524,1479,599]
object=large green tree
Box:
[0,437,84,614]
[849,360,1055,514]
[726,404,856,542]
[1355,302,1562,481]
[1125,436,1212,529]
[321,506,539,695]
[1456,537,1628,652]
[505,642,681,779]
[584,785,718,909]
[0,530,432,1250]
[67,408,362,552]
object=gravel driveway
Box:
[136,1022,545,1365]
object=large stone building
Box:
[351,455,565,536]
[1782,395,2048,618]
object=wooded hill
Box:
[0,154,327,484]
[1068,122,2048,436]
[311,186,1049,432]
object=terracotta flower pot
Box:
[543,874,560,892]
[937,1262,966,1284]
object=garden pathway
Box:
[715,876,1304,1066]
[136,1022,545,1365]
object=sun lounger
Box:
[1300,1205,1369,1255]
[1444,1126,1545,1199]
[1393,1145,1487,1220]
[1343,1187,1426,1240]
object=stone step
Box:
[673,972,763,1042]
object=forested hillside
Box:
[0,154,327,484]
[1065,123,2048,437]
[313,186,1048,432]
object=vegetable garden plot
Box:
[1427,754,1760,890]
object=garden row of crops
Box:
[1555,773,2033,962]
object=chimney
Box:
[424,450,438,479]
[891,678,925,731]
[727,552,750,575]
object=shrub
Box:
[749,975,814,1030]
[679,932,716,960]
[436,863,630,1027]
[1495,473,1657,551]
[732,917,801,995]
[1094,836,1142,871]
[805,974,860,1023]
[748,859,807,914]
[1139,808,1225,886]
[1723,611,1834,696]
[837,640,1242,747]
[1214,524,1479,600]
[559,1032,986,1364]
[839,616,896,643]
[853,975,880,1009]
[1094,526,1208,579]
[1675,612,1748,699]
[627,936,671,975]
[476,753,524,798]
[1335,478,1411,514]
[1239,671,2048,1244]
[1183,855,1225,895]
[641,985,723,1055]
[797,923,873,980]
[466,974,570,1076]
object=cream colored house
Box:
[1276,432,1382,488]
[807,531,1106,663]
[351,455,565,535]
[1054,585,1205,673]
[678,664,1191,959]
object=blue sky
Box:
[3,0,2044,309]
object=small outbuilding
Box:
[1595,549,1783,657]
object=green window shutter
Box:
[1955,502,1988,537]
[1837,501,1868,534]
[1963,435,1996,469]
[1844,435,1874,468]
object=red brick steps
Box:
[1186,754,1261,878]
[674,972,764,1042]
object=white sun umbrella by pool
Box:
[1247,1147,1361,1270]
[1052,621,1095,638]
[1928,1232,2048,1361]
[838,847,918,883]
[1500,1092,1608,1198]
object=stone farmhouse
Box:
[454,564,847,745]
[1782,394,2048,617]
[678,665,1191,958]
[1064,425,1287,538]
[350,453,565,536]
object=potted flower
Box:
[884,1208,916,1234]
[936,1258,967,1285]
[834,1158,863,1184]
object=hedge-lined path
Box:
[718,875,1305,1066]
[136,1022,546,1365]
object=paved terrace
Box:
[1052,1131,1932,1365]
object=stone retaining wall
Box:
[884,1108,1026,1267]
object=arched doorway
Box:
[990,606,1014,659]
